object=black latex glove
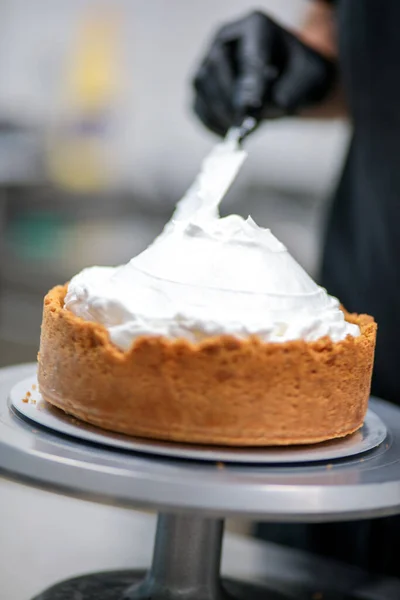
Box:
[193,11,337,136]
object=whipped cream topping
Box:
[65,139,360,349]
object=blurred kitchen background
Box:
[0,0,350,368]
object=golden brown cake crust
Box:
[38,285,377,446]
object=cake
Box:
[38,139,376,446]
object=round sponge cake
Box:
[38,285,376,446]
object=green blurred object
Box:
[6,212,69,261]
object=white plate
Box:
[10,375,387,464]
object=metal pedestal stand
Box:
[126,515,226,600]
[1,364,400,600]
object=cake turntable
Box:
[1,363,400,600]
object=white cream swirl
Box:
[65,139,359,349]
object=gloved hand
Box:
[193,11,337,136]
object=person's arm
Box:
[299,0,347,118]
[300,0,337,58]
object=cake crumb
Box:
[32,384,37,391]
[359,458,364,463]
[26,391,31,398]
[326,464,333,470]
[22,397,28,403]
[216,462,225,470]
